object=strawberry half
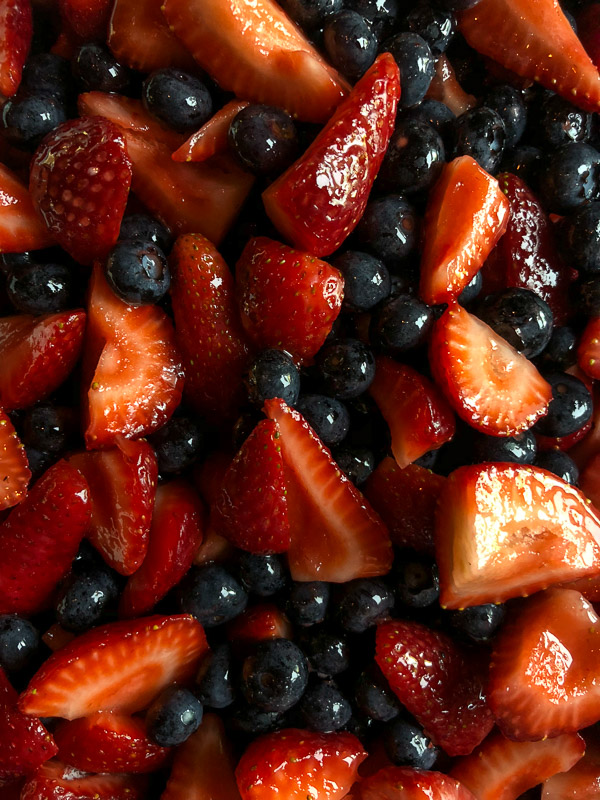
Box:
[263,53,399,257]
[0,460,90,616]
[0,163,54,253]
[430,303,552,436]
[426,54,476,116]
[59,0,112,41]
[30,116,132,266]
[419,156,510,306]
[0,0,32,98]
[360,766,477,800]
[20,761,148,800]
[235,237,343,363]
[543,735,600,799]
[172,100,250,163]
[376,620,494,756]
[264,398,392,582]
[227,604,292,653]
[0,407,30,512]
[19,614,208,720]
[435,463,600,609]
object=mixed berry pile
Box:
[4,0,600,797]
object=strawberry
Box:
[84,264,184,449]
[54,712,170,774]
[263,53,399,257]
[578,317,600,381]
[119,479,204,617]
[360,766,477,800]
[426,54,476,116]
[235,729,366,800]
[19,614,208,720]
[429,303,552,436]
[68,438,157,576]
[170,233,250,424]
[42,624,76,653]
[0,460,90,616]
[0,407,30,512]
[227,604,292,653]
[173,100,250,163]
[160,0,347,124]
[194,525,235,566]
[578,4,600,71]
[458,0,600,112]
[59,0,112,41]
[194,450,233,507]
[580,449,600,508]
[29,116,132,266]
[0,0,32,98]
[264,398,392,582]
[0,163,55,252]
[20,761,148,800]
[376,620,494,757]
[211,419,290,554]
[435,463,600,609]
[235,237,344,363]
[369,357,456,469]
[419,156,510,306]
[451,730,585,800]
[542,735,600,799]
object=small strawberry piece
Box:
[435,463,600,609]
[170,233,250,424]
[20,614,208,720]
[20,761,148,800]
[363,458,444,556]
[263,53,399,257]
[376,620,494,756]
[227,604,292,652]
[578,4,600,71]
[235,237,344,363]
[84,264,184,449]
[369,357,456,468]
[578,317,600,380]
[235,728,366,800]
[211,419,290,554]
[0,0,32,98]
[419,156,510,305]
[426,55,476,116]
[119,479,204,617]
[0,407,30,512]
[361,766,477,800]
[264,398,392,582]
[194,525,235,566]
[54,712,170,774]
[451,730,585,800]
[0,163,54,252]
[430,303,552,436]
[0,460,90,616]
[30,116,132,266]
[459,0,600,112]
[543,736,600,799]
[42,625,76,652]
[173,99,250,163]
[59,0,112,41]
[68,438,157,576]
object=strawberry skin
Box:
[19,614,208,720]
[59,0,112,41]
[0,407,30,512]
[578,316,600,380]
[173,99,250,163]
[426,54,476,116]
[263,53,400,257]
[20,761,148,800]
[0,163,55,253]
[0,460,90,616]
[360,766,477,800]
[0,0,32,98]
[543,735,600,799]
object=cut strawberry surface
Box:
[20,761,148,800]
[227,604,292,652]
[0,407,30,512]
[430,303,552,436]
[59,0,112,41]
[542,736,600,799]
[264,398,392,582]
[360,766,477,800]
[19,614,208,720]
[0,163,55,253]
[263,53,399,257]
[426,55,476,116]
[0,0,32,98]
[173,99,250,163]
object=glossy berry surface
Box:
[229,105,299,176]
[345,0,398,38]
[370,293,434,353]
[316,338,376,399]
[247,349,301,407]
[322,10,378,82]
[149,415,203,474]
[146,686,204,746]
[105,239,170,305]
[238,553,287,597]
[0,614,40,672]
[286,581,330,627]
[534,450,580,484]
[278,0,343,29]
[384,718,439,769]
[300,628,350,676]
[355,194,419,266]
[119,214,172,252]
[354,666,401,722]
[295,393,350,446]
[449,603,506,642]
[178,564,248,628]
[297,679,352,731]
[393,556,440,610]
[241,638,309,712]
[196,644,237,709]
[476,288,554,359]
[559,201,600,273]
[484,85,527,149]
[7,261,74,314]
[1,93,67,148]
[55,564,120,633]
[406,4,456,55]
[334,251,390,312]
[336,577,395,633]
[378,119,445,194]
[533,372,593,437]
[142,69,213,133]
[384,32,436,108]
[453,106,506,173]
[537,93,592,149]
[471,430,537,464]
[334,446,375,485]
[73,43,129,93]
[20,53,72,102]
[539,142,600,213]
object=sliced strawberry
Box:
[235,729,366,800]
[376,620,494,757]
[59,0,112,41]
[173,100,250,163]
[451,730,585,800]
[435,463,600,609]
[0,407,30,511]
[227,604,292,653]
[263,53,399,257]
[369,357,455,468]
[0,460,90,616]
[426,54,476,116]
[30,116,132,266]
[0,163,54,252]
[578,4,600,71]
[360,766,477,800]
[430,303,552,436]
[20,614,208,720]
[419,156,510,305]
[0,0,32,98]
[193,525,235,566]
[170,233,250,424]
[119,479,204,617]
[235,237,344,363]
[578,317,600,381]
[543,735,600,799]
[264,398,392,582]
[68,438,157,576]
[20,761,148,800]
[459,0,600,112]
[84,264,184,449]
[42,624,76,652]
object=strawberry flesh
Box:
[360,766,477,800]
[0,0,32,98]
[0,407,30,512]
[173,100,250,163]
[0,163,55,253]
[20,761,148,800]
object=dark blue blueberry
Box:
[149,416,203,474]
[334,251,391,312]
[73,539,107,574]
[296,394,351,446]
[370,293,434,353]
[146,686,203,746]
[1,251,35,275]
[453,106,506,174]
[322,10,378,82]
[143,69,213,134]
[247,349,301,407]
[534,450,579,485]
[241,638,309,712]
[539,142,600,213]
[400,99,455,150]
[533,372,593,438]
[7,262,74,314]
[471,430,537,465]
[196,644,237,709]
[450,603,506,642]
[355,666,401,722]
[316,338,376,399]
[393,555,439,610]
[1,93,67,148]
[55,565,120,633]
[499,145,543,187]
[299,627,350,676]
[73,43,129,93]
[384,33,435,108]
[22,404,75,454]
[287,581,330,626]
[559,202,600,273]
[229,105,298,176]
[334,446,375,485]
[178,564,248,627]
[384,719,439,769]
[0,615,40,672]
[21,53,72,103]
[345,0,399,39]
[228,702,285,735]
[476,288,554,359]
[538,94,592,149]
[298,679,352,731]
[457,270,483,306]
[119,214,172,253]
[537,326,577,371]
[336,578,394,633]
[378,119,445,194]
[278,0,342,29]
[575,276,600,317]
[105,239,170,305]
[406,3,456,55]
[355,195,419,267]
[484,85,527,150]
[238,553,287,597]
[24,447,55,480]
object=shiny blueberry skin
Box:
[241,638,309,713]
[297,679,352,732]
[238,553,287,597]
[286,581,330,627]
[559,202,600,273]
[143,69,213,134]
[378,119,445,194]
[21,53,72,102]
[533,373,593,438]
[299,627,350,676]
[334,446,375,486]
[370,293,434,353]
[384,719,439,769]
[228,703,285,735]
[384,33,436,108]
[457,270,483,306]
[323,10,378,82]
[119,214,172,253]
[196,644,237,709]
[534,450,579,485]
[316,339,376,399]
[7,262,74,315]
[247,349,301,407]
[453,106,506,174]
[450,603,506,642]
[393,556,439,610]
[499,145,543,187]
[105,239,170,305]
[475,288,554,359]
[355,666,401,722]
[406,3,456,55]
[400,99,456,150]
[336,578,395,633]
[229,105,299,176]
[484,85,527,150]
[355,195,420,267]
[278,0,342,29]
[296,394,351,446]
[471,430,537,465]
[334,251,391,312]
[149,416,203,474]
[73,43,130,93]
[22,404,75,454]
[178,564,248,628]
[538,93,593,149]
[345,0,399,38]
[0,615,40,673]
[147,686,204,746]
[536,326,577,371]
[575,276,600,318]
[55,565,120,633]
[538,142,600,213]
[1,93,67,149]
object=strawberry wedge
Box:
[0,163,55,253]
[0,408,30,512]
[0,0,32,98]
[173,99,250,163]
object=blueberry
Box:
[299,627,350,676]
[370,293,434,353]
[149,416,203,474]
[457,271,483,306]
[536,326,577,371]
[355,195,419,267]
[278,0,342,29]
[393,556,439,610]
[105,239,170,305]
[400,99,455,150]
[228,702,285,735]
[499,145,543,187]
[247,349,301,407]
[539,142,600,213]
[73,43,129,93]
[484,85,527,150]
[7,262,74,315]
[1,251,35,275]
[534,450,579,485]
[238,553,287,597]
[334,251,391,313]
[287,581,330,626]
[384,719,439,769]
[471,430,537,464]
[476,288,554,359]
[143,69,213,134]
[119,214,172,253]
[533,373,593,438]
[241,638,309,712]
[378,119,445,194]
[345,0,398,38]
[298,679,352,731]
[384,33,436,108]
[334,446,375,485]
[296,394,351,446]
[0,615,40,672]
[178,564,248,627]
[23,447,55,480]
[229,105,298,176]
[1,93,67,149]
[559,202,600,273]
[336,578,394,633]
[316,339,376,399]
[196,644,237,709]
[21,53,72,103]
[146,686,203,746]
[355,666,401,722]
[538,94,592,149]
[406,3,456,55]
[323,10,378,82]
[575,276,600,318]
[55,565,120,633]
[450,603,506,642]
[22,404,75,454]
[453,106,506,174]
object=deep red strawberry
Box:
[0,460,90,616]
[264,398,392,582]
[236,237,344,363]
[578,4,600,71]
[30,116,132,266]
[0,407,30,511]
[263,53,399,257]
[42,624,76,653]
[20,761,148,800]
[376,620,494,756]
[0,163,55,253]
[369,357,456,468]
[59,0,112,41]
[0,0,32,98]
[227,604,292,653]
[419,156,510,305]
[68,438,157,576]
[119,479,204,617]
[542,735,600,799]
[173,100,250,163]
[360,766,477,800]
[578,317,600,381]
[211,419,290,554]
[19,614,208,720]
[430,303,552,436]
[435,463,600,609]
[580,449,600,509]
[426,54,476,116]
